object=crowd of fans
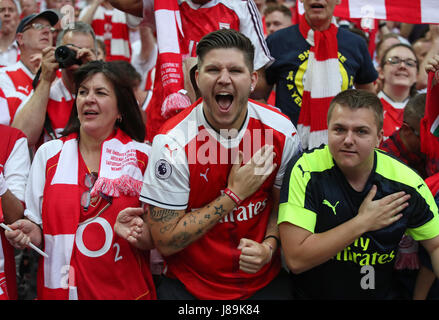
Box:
[0,0,439,300]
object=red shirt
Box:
[0,125,28,300]
[69,149,153,299]
[140,99,301,299]
[27,133,156,299]
[379,91,408,140]
[379,129,427,179]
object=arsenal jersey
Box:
[140,99,301,299]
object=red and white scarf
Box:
[154,0,191,118]
[39,129,147,299]
[296,14,341,150]
[91,6,131,61]
[90,131,145,198]
[298,0,439,24]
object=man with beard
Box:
[115,29,302,300]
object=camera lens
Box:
[56,47,69,59]
[55,45,81,68]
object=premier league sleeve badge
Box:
[155,159,172,180]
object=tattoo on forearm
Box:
[169,231,192,249]
[160,224,173,234]
[153,194,234,251]
[187,213,197,224]
[214,204,226,216]
[149,206,179,223]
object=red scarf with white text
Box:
[90,130,145,198]
[153,0,191,119]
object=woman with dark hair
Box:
[62,60,146,141]
[4,60,156,300]
[378,43,419,140]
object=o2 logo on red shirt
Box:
[155,159,172,180]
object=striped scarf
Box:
[90,6,131,61]
[296,14,340,150]
[154,0,191,119]
[90,131,144,198]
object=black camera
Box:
[55,45,81,68]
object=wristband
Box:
[264,235,281,250]
[264,242,273,261]
[224,188,242,206]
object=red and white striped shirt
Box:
[0,61,35,125]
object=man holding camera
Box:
[12,21,97,150]
[0,9,58,126]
